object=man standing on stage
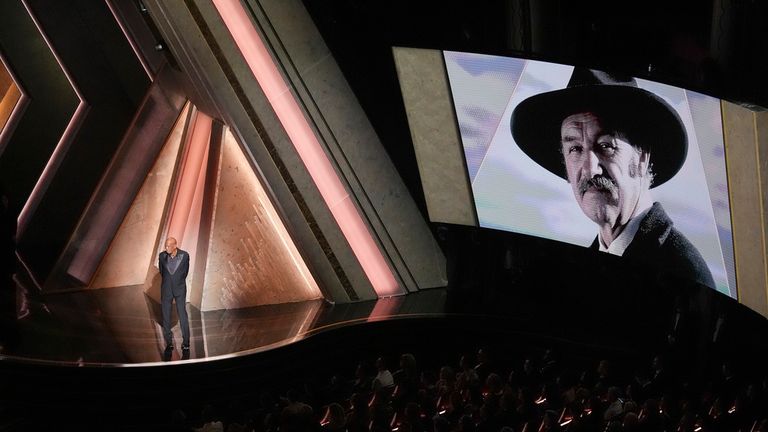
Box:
[159,237,190,351]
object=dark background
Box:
[1,1,767,428]
[302,0,768,219]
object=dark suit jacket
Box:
[590,202,715,289]
[158,249,190,298]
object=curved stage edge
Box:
[2,275,768,368]
[0,285,450,366]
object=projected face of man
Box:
[560,112,652,244]
[164,237,178,257]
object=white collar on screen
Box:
[598,204,652,256]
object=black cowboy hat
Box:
[510,68,688,187]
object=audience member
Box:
[374,357,395,391]
[353,362,374,394]
[162,346,768,432]
[281,389,314,432]
[197,404,224,432]
[346,393,371,432]
[320,403,346,432]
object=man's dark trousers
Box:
[158,249,190,347]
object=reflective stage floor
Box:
[1,283,448,365]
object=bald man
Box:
[158,237,190,351]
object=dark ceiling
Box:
[302,0,768,217]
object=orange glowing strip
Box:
[211,0,401,297]
[0,52,29,155]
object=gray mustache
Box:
[578,176,617,195]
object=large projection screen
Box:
[396,47,738,298]
[443,51,735,297]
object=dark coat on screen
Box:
[590,202,716,289]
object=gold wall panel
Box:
[722,101,768,317]
[393,47,477,226]
[200,128,321,311]
[756,110,768,315]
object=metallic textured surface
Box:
[210,0,401,297]
[64,72,187,285]
[180,0,360,301]
[90,104,189,290]
[201,299,323,357]
[254,0,446,291]
[201,128,321,310]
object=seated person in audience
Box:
[196,405,224,432]
[369,390,395,432]
[648,355,672,397]
[400,402,429,432]
[319,403,346,432]
[458,414,476,432]
[345,393,370,432]
[474,348,492,383]
[457,355,480,390]
[436,366,456,396]
[519,357,541,389]
[603,387,624,421]
[484,373,504,399]
[169,409,194,432]
[638,399,665,432]
[280,389,314,432]
[444,390,465,426]
[393,353,420,405]
[432,415,450,432]
[352,362,373,394]
[539,409,562,431]
[373,357,395,390]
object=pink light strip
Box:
[211,0,401,297]
[104,0,154,80]
[17,0,88,237]
[367,296,405,321]
[166,109,212,245]
[180,127,210,275]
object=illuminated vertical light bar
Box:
[166,109,212,245]
[210,0,401,297]
[17,0,89,237]
[180,128,210,279]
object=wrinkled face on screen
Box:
[560,112,652,228]
[443,51,736,298]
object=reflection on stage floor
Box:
[1,283,447,365]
